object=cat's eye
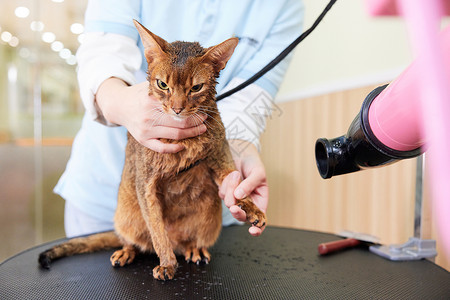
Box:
[190,83,203,93]
[157,79,169,90]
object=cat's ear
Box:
[133,19,169,63]
[202,37,239,73]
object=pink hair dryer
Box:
[315,25,450,179]
[315,83,422,179]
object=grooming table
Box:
[1,226,449,299]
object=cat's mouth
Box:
[171,115,187,122]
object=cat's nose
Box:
[172,108,184,115]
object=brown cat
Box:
[39,20,266,281]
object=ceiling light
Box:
[42,32,56,43]
[9,37,20,47]
[15,6,30,18]
[1,31,12,43]
[66,55,77,65]
[59,48,72,59]
[77,33,86,44]
[30,21,44,32]
[52,0,65,3]
[70,23,84,35]
[19,48,31,59]
[51,41,64,52]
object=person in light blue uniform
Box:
[55,0,304,237]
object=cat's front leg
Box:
[137,178,178,280]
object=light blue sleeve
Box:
[237,0,305,97]
[84,0,142,41]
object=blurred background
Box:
[0,0,86,261]
[0,0,448,270]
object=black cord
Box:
[216,0,337,101]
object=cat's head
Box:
[134,20,238,120]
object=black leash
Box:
[216,0,337,101]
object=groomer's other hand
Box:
[96,78,207,153]
[219,140,268,237]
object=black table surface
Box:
[1,226,449,299]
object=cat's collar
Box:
[177,159,203,175]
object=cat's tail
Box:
[38,231,122,269]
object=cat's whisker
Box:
[197,105,216,110]
[192,111,211,129]
[149,106,164,113]
[151,111,166,128]
[196,107,220,117]
[192,112,207,127]
[191,114,204,136]
[202,119,222,135]
[202,119,215,131]
[191,114,200,127]
[143,106,164,117]
[197,109,224,130]
[196,106,219,114]
[151,107,174,128]
[201,120,222,142]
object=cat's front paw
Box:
[153,264,177,280]
[236,197,267,228]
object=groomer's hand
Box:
[219,140,268,237]
[96,78,207,153]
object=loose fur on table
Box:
[39,20,266,281]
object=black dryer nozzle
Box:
[315,85,421,179]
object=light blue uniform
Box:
[55,0,304,230]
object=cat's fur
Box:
[38,20,266,281]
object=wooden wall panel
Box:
[260,85,448,271]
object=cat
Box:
[38,20,266,281]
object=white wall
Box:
[277,0,419,102]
